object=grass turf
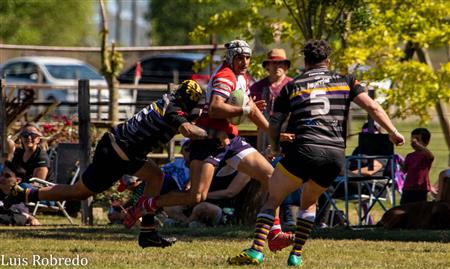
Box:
[1,218,449,269]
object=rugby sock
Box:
[250,210,275,253]
[140,214,156,233]
[267,216,281,240]
[291,210,315,257]
[143,196,159,214]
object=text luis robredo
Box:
[1,254,89,267]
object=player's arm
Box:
[268,87,290,155]
[208,94,247,118]
[353,92,404,146]
[166,103,208,139]
[207,172,251,200]
[269,112,289,155]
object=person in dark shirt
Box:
[229,39,405,266]
[12,123,50,184]
[4,80,207,248]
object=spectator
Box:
[12,123,50,184]
[0,161,40,226]
[431,167,450,201]
[166,162,252,228]
[400,128,434,205]
[250,48,294,150]
[250,48,293,116]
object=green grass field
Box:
[0,217,449,269]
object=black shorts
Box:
[82,133,146,193]
[278,144,344,188]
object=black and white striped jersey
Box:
[273,67,365,148]
[111,94,189,160]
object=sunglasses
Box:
[20,131,40,139]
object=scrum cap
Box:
[225,40,252,66]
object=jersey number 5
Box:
[310,90,330,115]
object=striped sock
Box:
[140,214,156,232]
[290,212,315,257]
[250,211,275,252]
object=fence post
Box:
[78,79,93,225]
[0,79,6,161]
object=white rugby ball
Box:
[227,88,250,125]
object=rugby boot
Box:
[268,231,295,252]
[228,248,264,265]
[138,230,177,248]
[287,254,302,267]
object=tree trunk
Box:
[99,0,119,126]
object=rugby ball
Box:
[227,88,250,125]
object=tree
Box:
[0,0,95,45]
[147,0,244,45]
[192,0,450,161]
[99,0,123,125]
[339,0,450,162]
[190,0,360,77]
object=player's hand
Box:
[389,130,405,146]
[280,133,295,142]
[252,96,267,112]
[178,123,208,140]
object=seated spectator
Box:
[0,161,40,226]
[431,167,450,201]
[12,123,50,185]
[166,162,251,228]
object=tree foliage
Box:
[191,0,449,125]
[0,0,95,45]
[148,0,244,45]
[339,0,450,123]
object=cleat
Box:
[3,184,27,208]
[268,231,295,252]
[228,248,264,265]
[138,231,177,248]
[287,254,302,267]
[123,196,148,229]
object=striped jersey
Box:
[273,67,365,148]
[196,62,251,136]
[111,94,189,160]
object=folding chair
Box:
[28,164,80,225]
[344,133,396,226]
[317,176,348,226]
